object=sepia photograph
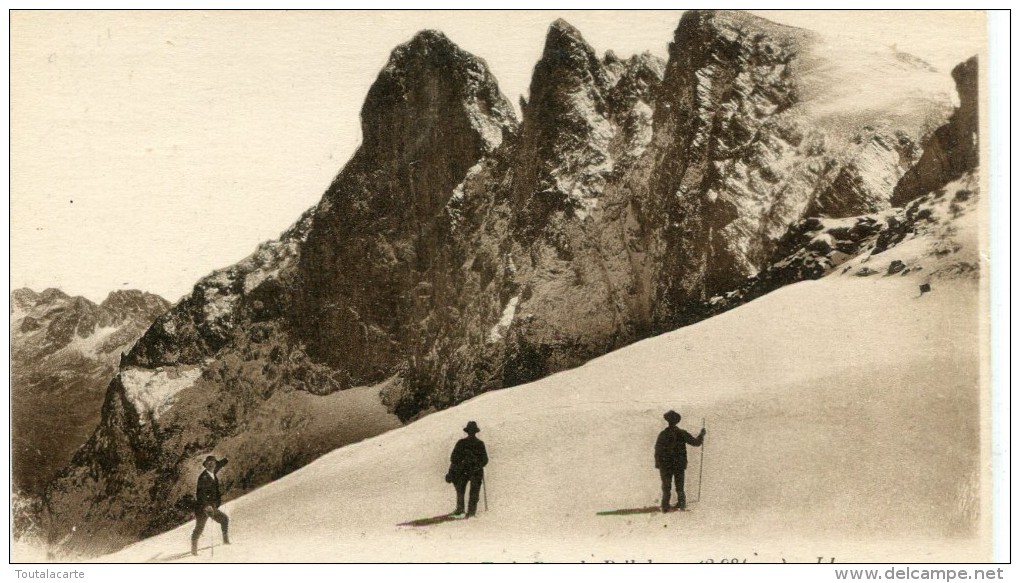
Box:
[8,8,1006,568]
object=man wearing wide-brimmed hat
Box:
[191,454,230,556]
[654,410,705,513]
[446,421,488,518]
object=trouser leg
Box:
[659,468,673,510]
[454,479,467,513]
[675,468,687,509]
[208,508,229,543]
[467,473,482,516]
[191,511,208,553]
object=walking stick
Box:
[482,476,488,512]
[696,418,706,503]
[205,506,216,558]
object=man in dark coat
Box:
[654,410,705,512]
[191,455,230,556]
[446,421,488,518]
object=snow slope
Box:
[100,248,985,563]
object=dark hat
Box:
[203,455,219,464]
[463,421,480,434]
[664,410,682,424]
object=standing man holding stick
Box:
[654,410,706,513]
[191,455,230,556]
[446,421,488,518]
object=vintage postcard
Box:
[9,9,1002,566]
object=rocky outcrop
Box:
[892,57,978,206]
[10,289,168,496]
[45,11,962,557]
[125,208,315,369]
[697,172,975,318]
[808,129,921,217]
[648,11,817,320]
[295,31,518,385]
[396,24,670,415]
[698,171,981,320]
[512,19,616,223]
[695,52,981,320]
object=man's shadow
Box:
[596,506,681,516]
[144,544,217,563]
[397,513,465,527]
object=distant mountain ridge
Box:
[42,10,976,557]
[11,288,169,496]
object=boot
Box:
[222,525,230,545]
[191,537,199,556]
[676,492,688,511]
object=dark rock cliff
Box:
[695,53,980,320]
[891,57,978,206]
[296,31,517,386]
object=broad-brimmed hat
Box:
[464,421,481,434]
[663,410,682,424]
[203,455,220,464]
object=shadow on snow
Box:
[397,513,465,527]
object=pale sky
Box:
[10,10,987,303]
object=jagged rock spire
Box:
[298,30,517,380]
[513,19,613,221]
[891,56,979,206]
[361,29,517,158]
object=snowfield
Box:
[101,265,986,562]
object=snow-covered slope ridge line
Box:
[105,200,984,561]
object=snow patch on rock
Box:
[555,91,616,220]
[120,366,202,422]
[448,162,486,232]
[467,102,507,153]
[243,267,281,295]
[202,289,238,324]
[624,100,654,159]
[487,296,520,343]
[68,325,120,357]
[450,162,484,203]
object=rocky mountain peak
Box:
[890,56,978,206]
[513,19,616,222]
[361,29,517,158]
[296,32,518,383]
[100,290,169,318]
[11,288,40,312]
[549,17,579,37]
[673,9,813,55]
[529,18,610,107]
[11,287,39,299]
[661,10,812,120]
[953,56,979,116]
[39,287,70,303]
[541,19,607,81]
[12,288,169,354]
[664,9,813,105]
[404,29,452,50]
